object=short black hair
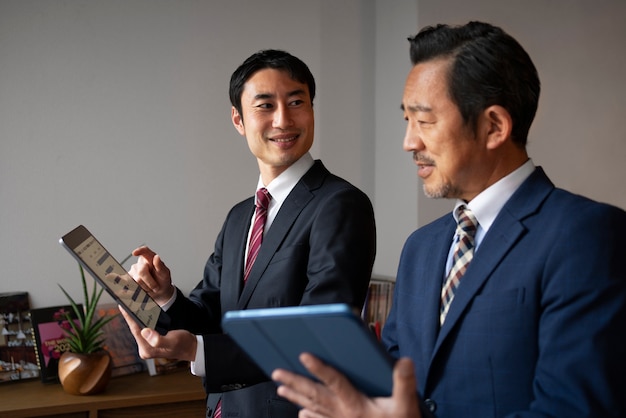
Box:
[408,21,540,146]
[229,49,316,118]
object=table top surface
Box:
[0,369,205,414]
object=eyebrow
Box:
[254,89,307,101]
[400,103,432,113]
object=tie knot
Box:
[256,188,272,210]
[456,205,478,237]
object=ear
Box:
[482,105,512,150]
[231,107,245,136]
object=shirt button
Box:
[424,398,437,413]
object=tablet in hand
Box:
[223,303,394,397]
[59,225,170,335]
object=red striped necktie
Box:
[214,188,271,418]
[243,187,272,283]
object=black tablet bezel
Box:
[59,225,170,335]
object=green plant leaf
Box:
[57,253,131,354]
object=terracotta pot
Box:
[58,350,113,395]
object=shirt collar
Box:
[454,159,535,233]
[254,153,314,220]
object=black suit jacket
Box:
[165,160,376,417]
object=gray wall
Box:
[1,1,624,308]
[414,0,626,226]
[0,0,378,307]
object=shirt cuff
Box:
[190,335,205,377]
[160,286,178,311]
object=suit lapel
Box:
[220,202,255,314]
[430,168,554,363]
[419,218,456,366]
[237,161,326,309]
[434,211,525,349]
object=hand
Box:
[272,353,421,418]
[129,246,175,305]
[119,307,197,362]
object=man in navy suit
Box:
[272,22,626,417]
[122,50,376,418]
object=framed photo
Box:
[95,303,146,377]
[30,305,81,383]
[0,292,39,383]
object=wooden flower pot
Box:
[58,350,113,395]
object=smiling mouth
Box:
[270,133,299,143]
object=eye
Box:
[256,103,274,109]
[289,99,305,106]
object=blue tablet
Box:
[222,303,394,397]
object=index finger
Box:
[299,353,343,386]
[132,245,157,261]
[118,306,158,360]
[119,306,143,337]
[299,353,364,402]
[272,367,328,412]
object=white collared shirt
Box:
[245,153,315,260]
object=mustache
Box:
[412,152,435,165]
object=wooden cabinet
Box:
[0,370,206,417]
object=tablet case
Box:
[222,303,394,397]
[59,225,170,335]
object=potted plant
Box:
[56,264,118,395]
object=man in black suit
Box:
[122,50,376,418]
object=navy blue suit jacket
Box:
[165,160,376,417]
[382,167,626,417]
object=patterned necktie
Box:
[244,187,271,283]
[214,189,271,418]
[440,205,478,325]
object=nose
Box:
[273,103,294,128]
[403,120,423,153]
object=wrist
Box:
[157,286,177,309]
